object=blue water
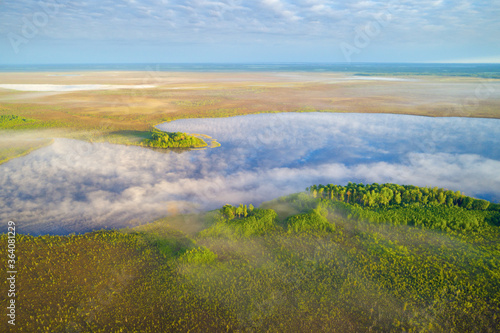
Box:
[1,63,499,78]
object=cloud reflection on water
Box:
[0,113,498,235]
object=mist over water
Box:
[1,113,499,235]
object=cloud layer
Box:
[2,0,498,42]
[1,0,499,62]
[0,113,499,235]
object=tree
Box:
[222,205,235,220]
[471,199,490,210]
[422,195,429,205]
[339,189,346,201]
[394,192,402,205]
[438,192,446,205]
[379,188,393,206]
[235,205,244,218]
[460,196,473,209]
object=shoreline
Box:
[1,70,499,164]
[1,110,498,165]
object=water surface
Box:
[1,113,498,235]
[1,63,499,78]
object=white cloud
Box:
[260,0,301,21]
[1,0,498,45]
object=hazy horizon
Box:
[2,62,500,75]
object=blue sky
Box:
[1,0,499,64]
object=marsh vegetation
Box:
[1,69,499,331]
[1,71,499,164]
[2,183,499,332]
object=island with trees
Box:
[141,129,207,148]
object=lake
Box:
[1,112,499,235]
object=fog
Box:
[1,113,498,235]
[0,84,156,92]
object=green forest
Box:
[141,129,207,148]
[307,183,499,232]
[2,183,499,332]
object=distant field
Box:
[0,71,499,163]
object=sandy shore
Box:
[0,84,157,92]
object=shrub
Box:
[200,207,278,238]
[285,210,335,233]
[180,246,217,264]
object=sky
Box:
[0,0,499,64]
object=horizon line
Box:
[1,61,500,66]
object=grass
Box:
[1,73,499,134]
[172,98,221,107]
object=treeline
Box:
[324,200,494,232]
[307,182,491,210]
[220,203,255,219]
[142,129,207,148]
